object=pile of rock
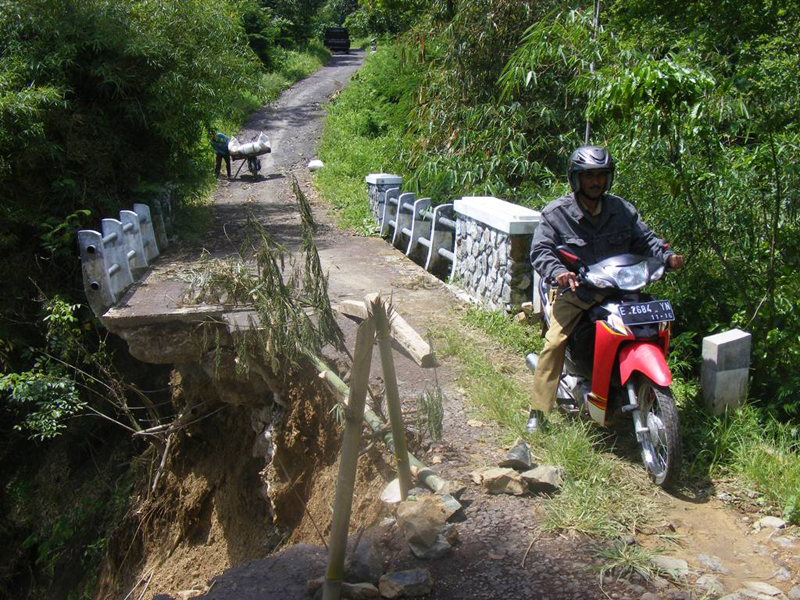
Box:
[306,483,466,599]
[395,492,463,560]
[307,531,435,599]
[470,439,565,496]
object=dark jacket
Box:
[531,193,673,283]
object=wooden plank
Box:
[335,300,436,368]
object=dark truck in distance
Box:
[323,27,350,53]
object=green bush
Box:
[0,0,264,336]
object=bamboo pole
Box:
[322,312,376,600]
[311,357,449,494]
[371,296,414,500]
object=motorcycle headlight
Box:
[586,273,614,288]
[604,261,649,291]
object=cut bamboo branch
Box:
[310,357,448,494]
[323,310,376,600]
[335,300,435,368]
[372,296,414,499]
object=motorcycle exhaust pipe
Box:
[525,353,538,375]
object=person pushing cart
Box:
[208,129,271,179]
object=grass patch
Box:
[682,400,800,523]
[462,305,544,355]
[594,539,665,584]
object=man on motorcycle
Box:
[527,145,684,434]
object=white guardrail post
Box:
[78,203,160,317]
[424,203,456,278]
[404,197,432,259]
[390,192,416,247]
[379,187,401,237]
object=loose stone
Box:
[756,516,787,529]
[409,534,451,560]
[696,553,729,574]
[498,439,532,470]
[743,581,785,596]
[378,569,433,599]
[396,497,449,547]
[696,573,726,596]
[650,555,689,578]
[478,467,527,495]
[520,465,565,493]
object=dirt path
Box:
[137,55,798,600]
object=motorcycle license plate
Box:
[618,300,674,325]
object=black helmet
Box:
[568,145,615,193]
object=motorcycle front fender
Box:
[618,341,672,387]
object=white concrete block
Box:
[701,328,751,415]
[454,197,540,235]
[365,173,403,185]
[702,328,751,371]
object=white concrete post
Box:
[365,173,403,223]
[133,203,159,262]
[701,329,752,415]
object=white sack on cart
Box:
[228,132,271,155]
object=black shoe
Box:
[526,410,546,435]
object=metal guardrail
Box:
[78,203,161,317]
[378,189,456,279]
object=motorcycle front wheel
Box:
[634,376,681,489]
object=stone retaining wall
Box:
[365,175,542,312]
[454,216,534,311]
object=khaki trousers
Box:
[530,290,596,413]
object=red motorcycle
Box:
[527,246,681,488]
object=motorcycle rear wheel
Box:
[634,376,681,489]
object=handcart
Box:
[228,133,272,179]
